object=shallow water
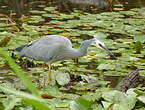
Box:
[0,0,145,17]
[0,0,144,88]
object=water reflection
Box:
[120,0,145,9]
[0,0,30,17]
[0,0,145,17]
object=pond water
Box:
[0,0,145,17]
[0,0,145,88]
[0,1,145,110]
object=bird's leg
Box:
[42,63,51,87]
[48,64,51,84]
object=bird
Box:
[15,35,115,85]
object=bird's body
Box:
[16,35,94,63]
[15,35,115,86]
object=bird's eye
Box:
[98,43,103,48]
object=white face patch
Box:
[91,38,116,59]
[92,38,105,49]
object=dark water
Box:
[119,0,145,9]
[0,0,145,17]
[0,0,144,88]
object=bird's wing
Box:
[38,35,72,47]
[19,41,62,61]
[18,35,72,61]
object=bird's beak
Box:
[98,43,116,59]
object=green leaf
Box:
[134,41,143,53]
[0,37,11,47]
[101,101,112,109]
[134,35,145,43]
[102,90,137,110]
[0,85,52,110]
[70,98,93,110]
[23,99,51,110]
[0,49,39,96]
[44,7,57,12]
[3,95,21,110]
[56,72,70,86]
[42,14,58,18]
[55,102,70,108]
[97,63,116,70]
[22,24,39,31]
[30,10,46,14]
[137,95,145,104]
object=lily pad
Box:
[56,72,70,86]
[102,90,137,110]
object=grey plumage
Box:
[15,35,96,63]
[15,44,33,52]
[15,35,115,85]
[15,35,115,64]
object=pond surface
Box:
[0,0,145,17]
[0,0,145,86]
[0,0,145,110]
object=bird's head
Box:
[91,37,116,59]
[81,39,93,47]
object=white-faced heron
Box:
[15,35,115,84]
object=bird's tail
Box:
[14,44,28,51]
[14,42,34,51]
[11,45,28,58]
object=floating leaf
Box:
[55,102,70,108]
[137,95,145,104]
[44,7,57,12]
[101,101,112,109]
[102,90,137,110]
[97,63,116,70]
[0,37,11,47]
[0,85,51,110]
[2,95,21,110]
[30,10,46,14]
[42,14,58,18]
[134,35,145,43]
[22,24,39,31]
[70,98,93,110]
[56,72,70,86]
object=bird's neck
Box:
[63,47,88,59]
[79,39,92,56]
[79,45,89,56]
[70,40,92,58]
[64,48,83,59]
[62,39,92,59]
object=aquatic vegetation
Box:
[0,3,145,110]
